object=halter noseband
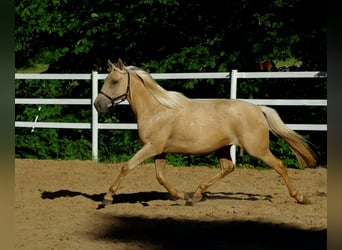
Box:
[99,70,130,106]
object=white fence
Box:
[15,70,327,162]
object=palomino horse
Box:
[94,58,316,206]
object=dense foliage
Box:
[15,0,327,168]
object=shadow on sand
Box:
[40,189,326,249]
[40,189,272,207]
[41,189,173,209]
[94,215,326,250]
[41,190,170,204]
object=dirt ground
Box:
[15,159,327,250]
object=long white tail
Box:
[260,106,317,167]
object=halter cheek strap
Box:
[99,70,130,106]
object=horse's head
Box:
[94,58,130,112]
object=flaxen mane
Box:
[126,66,190,109]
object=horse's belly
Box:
[164,124,234,154]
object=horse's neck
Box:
[127,77,164,120]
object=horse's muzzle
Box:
[94,96,110,113]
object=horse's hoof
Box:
[184,192,194,206]
[293,193,311,205]
[184,192,206,206]
[298,196,311,205]
[194,193,207,202]
[102,198,113,206]
[96,198,112,210]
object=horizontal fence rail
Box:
[15,70,327,162]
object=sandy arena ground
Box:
[15,159,327,249]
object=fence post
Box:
[230,69,238,164]
[92,71,99,161]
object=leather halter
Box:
[99,70,130,106]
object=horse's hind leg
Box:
[256,150,310,204]
[192,146,235,202]
[154,154,187,200]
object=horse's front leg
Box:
[154,154,187,200]
[102,143,159,206]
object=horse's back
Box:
[188,98,264,121]
[162,98,269,154]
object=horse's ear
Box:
[117,58,124,70]
[107,59,115,71]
